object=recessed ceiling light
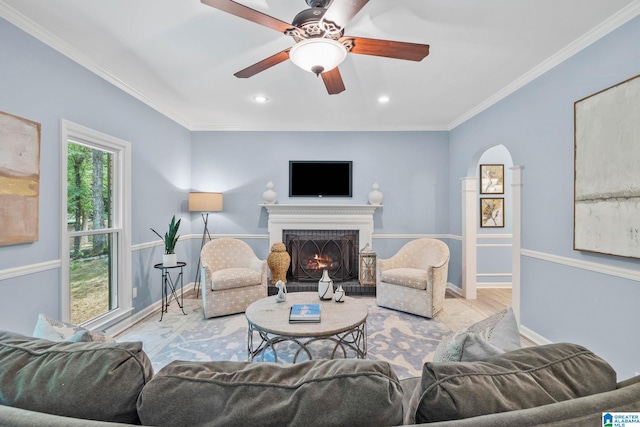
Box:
[252,95,269,103]
[378,96,390,103]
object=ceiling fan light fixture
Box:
[289,38,347,76]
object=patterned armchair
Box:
[200,238,267,318]
[376,238,450,319]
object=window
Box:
[61,120,132,328]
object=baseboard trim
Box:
[476,282,513,289]
[446,283,463,296]
[519,325,552,346]
[109,285,197,336]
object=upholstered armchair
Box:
[376,238,450,319]
[200,238,267,318]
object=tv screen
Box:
[289,161,352,197]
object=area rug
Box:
[117,296,453,380]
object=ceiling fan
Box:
[201,0,430,95]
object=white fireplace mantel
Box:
[260,204,380,250]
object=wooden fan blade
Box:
[322,0,369,31]
[234,49,290,78]
[321,67,346,95]
[201,0,301,34]
[341,36,430,61]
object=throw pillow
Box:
[405,342,617,424]
[0,330,153,424]
[138,359,404,427]
[32,313,115,343]
[433,306,520,362]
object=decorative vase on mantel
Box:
[263,181,277,204]
[368,183,383,205]
[163,253,177,267]
[318,270,334,300]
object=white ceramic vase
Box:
[275,280,287,302]
[163,253,177,267]
[334,284,345,303]
[368,183,383,205]
[318,270,334,300]
[263,181,277,204]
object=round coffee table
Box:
[245,292,368,363]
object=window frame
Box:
[60,119,132,329]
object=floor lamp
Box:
[189,192,223,298]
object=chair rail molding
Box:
[522,249,640,282]
[0,260,60,281]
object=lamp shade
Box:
[188,192,223,212]
[289,38,348,75]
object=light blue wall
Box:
[0,18,193,334]
[449,16,640,379]
[2,11,639,380]
[190,131,451,259]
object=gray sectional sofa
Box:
[1,330,639,426]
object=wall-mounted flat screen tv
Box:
[289,161,353,197]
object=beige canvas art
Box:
[0,111,41,246]
[574,74,640,259]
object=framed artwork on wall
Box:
[574,73,640,259]
[479,164,504,194]
[480,198,504,228]
[0,111,41,246]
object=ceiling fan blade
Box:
[321,67,346,95]
[342,36,430,61]
[321,0,369,32]
[234,49,290,78]
[201,0,301,34]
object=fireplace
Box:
[284,230,359,282]
[261,204,379,295]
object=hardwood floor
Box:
[447,288,512,317]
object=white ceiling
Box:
[1,0,638,131]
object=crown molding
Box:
[3,0,638,133]
[448,0,640,130]
[187,123,450,132]
[0,1,194,130]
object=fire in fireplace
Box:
[306,254,338,271]
[284,230,359,282]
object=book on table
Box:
[289,304,321,323]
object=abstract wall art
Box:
[480,197,504,228]
[479,164,504,194]
[574,74,640,259]
[0,111,41,246]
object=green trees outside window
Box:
[67,142,114,324]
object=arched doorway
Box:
[461,145,522,323]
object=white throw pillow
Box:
[433,307,520,362]
[32,313,115,343]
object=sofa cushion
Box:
[32,313,116,343]
[405,343,617,424]
[381,268,428,290]
[137,359,403,427]
[0,330,153,424]
[211,267,261,290]
[433,306,520,362]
